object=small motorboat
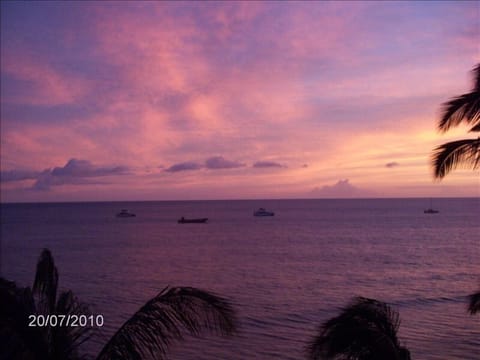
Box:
[178,217,208,224]
[254,208,275,216]
[116,209,136,217]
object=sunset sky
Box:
[1,1,479,202]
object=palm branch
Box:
[468,290,480,315]
[33,248,59,315]
[96,286,237,360]
[433,64,480,178]
[432,138,480,179]
[0,277,50,359]
[0,249,93,360]
[470,122,480,132]
[439,93,480,132]
[307,297,410,360]
[438,64,480,132]
[51,290,94,359]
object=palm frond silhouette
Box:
[307,297,410,360]
[432,138,480,179]
[96,286,236,360]
[0,249,93,360]
[0,249,238,360]
[468,290,480,315]
[432,63,480,178]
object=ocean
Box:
[1,198,479,359]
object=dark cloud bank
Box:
[252,161,285,168]
[205,156,245,169]
[165,161,203,172]
[1,158,129,191]
[165,156,246,172]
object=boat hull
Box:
[116,210,136,217]
[178,218,208,223]
[254,208,275,216]
[254,212,274,216]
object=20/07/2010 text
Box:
[28,314,104,327]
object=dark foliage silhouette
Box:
[432,63,480,178]
[468,290,480,315]
[0,249,238,360]
[307,297,410,360]
[431,64,479,317]
[0,249,93,360]
[96,286,236,360]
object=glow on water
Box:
[1,198,479,359]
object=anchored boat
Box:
[424,199,439,214]
[178,217,208,224]
[254,208,275,216]
[116,209,136,217]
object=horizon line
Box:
[1,196,478,205]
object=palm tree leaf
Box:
[307,297,410,360]
[96,286,237,360]
[0,278,50,359]
[438,63,480,132]
[33,248,59,315]
[2,250,93,360]
[432,138,480,178]
[469,122,480,132]
[473,63,480,92]
[438,92,480,132]
[51,290,95,359]
[468,290,480,315]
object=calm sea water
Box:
[1,198,479,359]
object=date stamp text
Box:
[28,314,104,327]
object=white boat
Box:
[116,209,136,217]
[254,208,275,216]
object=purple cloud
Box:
[0,169,40,182]
[2,159,129,190]
[50,159,128,177]
[165,161,203,172]
[33,170,95,191]
[252,161,285,168]
[205,156,245,169]
[311,179,374,198]
[29,159,129,190]
[385,162,400,168]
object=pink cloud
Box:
[1,51,89,106]
[2,2,479,201]
[311,179,375,198]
